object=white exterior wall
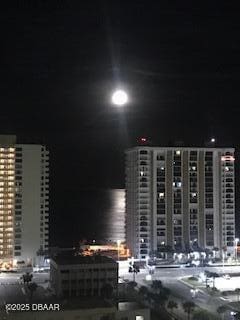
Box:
[126,146,235,259]
[14,145,49,265]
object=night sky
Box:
[0,2,240,246]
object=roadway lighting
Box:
[111,90,128,106]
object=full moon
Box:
[111,90,128,106]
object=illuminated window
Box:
[176,150,181,155]
[159,193,164,198]
[225,167,229,171]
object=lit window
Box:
[192,193,197,197]
[177,182,182,187]
[176,150,181,155]
[225,167,229,171]
[161,167,165,170]
[140,171,144,176]
[159,193,164,198]
[192,166,196,171]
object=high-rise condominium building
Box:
[0,135,49,268]
[126,147,235,259]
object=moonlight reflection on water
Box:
[105,189,125,243]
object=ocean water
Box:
[52,188,125,247]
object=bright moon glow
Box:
[112,90,128,106]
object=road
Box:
[120,264,240,319]
[0,272,50,306]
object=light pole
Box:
[235,238,239,262]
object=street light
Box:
[235,238,239,261]
[111,89,128,106]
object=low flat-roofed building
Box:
[50,254,118,297]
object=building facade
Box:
[125,147,235,259]
[0,135,49,268]
[50,255,118,297]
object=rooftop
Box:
[126,146,234,152]
[51,253,118,266]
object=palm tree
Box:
[28,282,38,302]
[235,288,240,301]
[138,285,149,299]
[156,289,170,307]
[22,272,33,285]
[151,280,163,293]
[182,301,196,320]
[167,300,178,313]
[146,292,157,308]
[217,305,228,320]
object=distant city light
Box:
[111,90,128,106]
[140,137,147,143]
[211,138,215,143]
